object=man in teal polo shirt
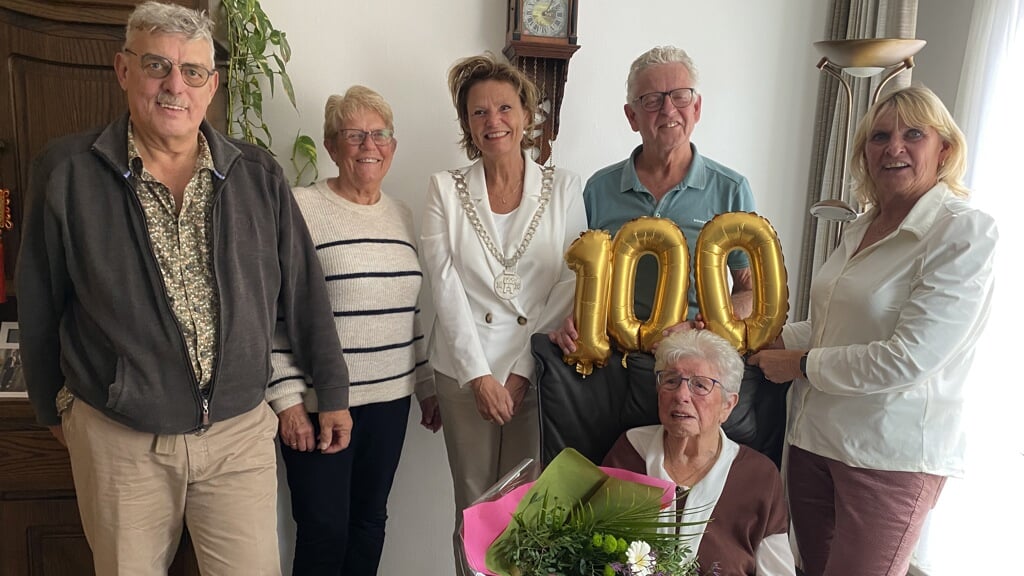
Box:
[550,44,754,349]
[542,46,789,468]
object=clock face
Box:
[522,0,568,38]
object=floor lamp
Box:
[811,38,927,251]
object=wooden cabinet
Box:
[0,2,218,574]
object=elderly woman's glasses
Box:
[655,371,720,396]
[339,129,394,146]
[122,49,215,88]
[633,88,697,112]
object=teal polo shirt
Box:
[583,144,754,320]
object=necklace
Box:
[493,177,523,206]
[449,166,555,300]
[667,435,722,490]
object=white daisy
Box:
[626,540,655,576]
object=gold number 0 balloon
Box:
[695,212,789,355]
[608,217,689,352]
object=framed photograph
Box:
[0,322,19,347]
[0,322,25,398]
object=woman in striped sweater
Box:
[267,86,438,576]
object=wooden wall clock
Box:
[504,0,580,164]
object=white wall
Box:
[256,1,827,574]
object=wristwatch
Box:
[799,353,809,378]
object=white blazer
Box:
[421,152,587,387]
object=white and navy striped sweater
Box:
[267,180,434,413]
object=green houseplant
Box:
[220,0,317,185]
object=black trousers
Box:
[281,396,411,576]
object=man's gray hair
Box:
[626,45,699,101]
[125,1,215,65]
[654,330,744,396]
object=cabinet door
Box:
[0,5,124,301]
[0,499,92,576]
[0,498,200,576]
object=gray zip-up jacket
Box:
[17,114,349,434]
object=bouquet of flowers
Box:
[462,448,708,576]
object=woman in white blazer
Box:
[420,53,587,573]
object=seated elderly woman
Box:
[603,330,795,575]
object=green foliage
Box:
[492,490,703,576]
[220,0,317,185]
[290,132,318,187]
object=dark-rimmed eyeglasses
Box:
[633,88,697,112]
[339,129,394,147]
[123,48,215,88]
[655,371,720,396]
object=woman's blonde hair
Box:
[323,85,395,142]
[849,85,969,205]
[447,52,539,160]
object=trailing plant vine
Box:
[220,0,318,185]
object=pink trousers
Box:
[787,445,945,576]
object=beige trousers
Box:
[435,371,539,576]
[63,399,281,576]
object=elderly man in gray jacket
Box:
[16,2,351,575]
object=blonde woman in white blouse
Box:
[749,86,997,576]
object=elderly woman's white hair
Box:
[626,45,699,101]
[125,1,215,64]
[654,330,744,396]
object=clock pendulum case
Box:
[504,0,580,165]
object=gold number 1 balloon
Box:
[563,230,613,375]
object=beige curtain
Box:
[793,0,919,320]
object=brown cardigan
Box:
[603,432,789,575]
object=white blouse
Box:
[785,182,998,476]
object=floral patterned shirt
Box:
[126,124,220,390]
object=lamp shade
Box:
[810,199,858,222]
[814,38,926,69]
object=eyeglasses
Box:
[633,88,697,112]
[655,371,720,396]
[338,129,394,147]
[123,48,215,88]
